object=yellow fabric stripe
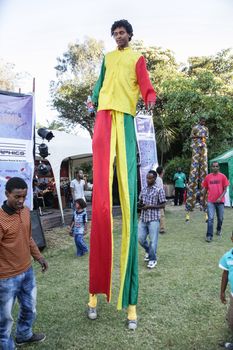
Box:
[113,111,131,310]
[88,294,97,308]
[108,111,116,302]
[127,305,137,320]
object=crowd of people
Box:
[0,18,232,349]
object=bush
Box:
[163,157,191,183]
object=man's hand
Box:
[147,101,155,111]
[220,291,227,304]
[38,257,48,273]
[216,197,222,203]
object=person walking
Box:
[69,198,88,257]
[70,170,88,203]
[88,19,156,330]
[173,167,186,206]
[203,161,229,242]
[185,116,209,221]
[0,177,48,350]
[138,170,166,268]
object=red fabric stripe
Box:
[89,110,112,300]
[136,56,156,106]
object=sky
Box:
[0,0,233,127]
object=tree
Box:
[50,38,104,138]
[0,59,30,92]
[51,38,233,164]
[0,59,19,91]
[149,48,233,163]
[36,120,67,132]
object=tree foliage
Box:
[141,46,233,164]
[50,39,233,168]
[0,59,22,91]
[50,38,104,137]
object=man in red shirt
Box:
[202,162,229,242]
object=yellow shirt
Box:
[93,47,156,116]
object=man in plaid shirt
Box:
[138,170,166,269]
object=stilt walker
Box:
[185,117,209,221]
[87,20,156,330]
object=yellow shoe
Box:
[185,213,190,222]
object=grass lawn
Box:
[23,205,233,350]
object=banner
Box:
[134,112,158,189]
[0,91,35,208]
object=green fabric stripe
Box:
[122,114,138,309]
[92,57,106,107]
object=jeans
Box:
[207,202,224,238]
[138,220,160,261]
[74,234,89,256]
[0,267,37,350]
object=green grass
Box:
[18,206,233,349]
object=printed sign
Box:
[0,92,35,209]
[135,112,158,189]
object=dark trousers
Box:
[174,188,185,206]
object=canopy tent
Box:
[210,149,233,204]
[36,130,92,224]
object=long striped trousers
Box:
[186,145,208,211]
[89,110,138,310]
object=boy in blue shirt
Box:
[69,198,88,256]
[219,232,233,349]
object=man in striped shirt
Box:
[138,170,166,269]
[0,177,48,349]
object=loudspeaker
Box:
[30,210,46,251]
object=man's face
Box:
[77,170,84,179]
[146,173,155,186]
[212,163,219,174]
[178,167,182,173]
[112,27,130,49]
[199,118,206,126]
[6,188,27,210]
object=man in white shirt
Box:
[70,170,88,202]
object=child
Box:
[69,198,88,256]
[219,232,233,349]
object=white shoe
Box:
[128,319,137,330]
[147,260,157,269]
[87,307,97,320]
[144,253,149,261]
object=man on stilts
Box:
[185,116,209,222]
[87,19,156,330]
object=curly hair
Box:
[75,198,87,209]
[5,177,27,193]
[148,170,157,180]
[111,19,133,41]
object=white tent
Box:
[36,130,92,224]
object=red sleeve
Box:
[136,56,156,106]
[202,176,208,188]
[223,175,230,187]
